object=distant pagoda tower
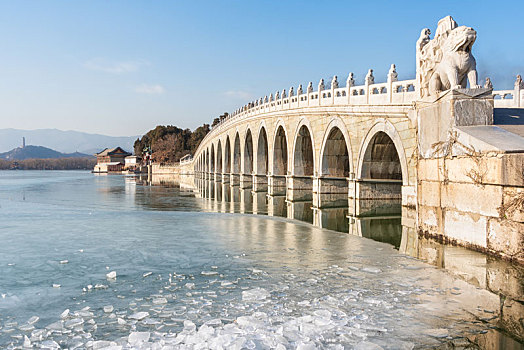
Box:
[22,137,26,148]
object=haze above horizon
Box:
[0,1,523,137]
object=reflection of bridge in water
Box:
[195,177,408,252]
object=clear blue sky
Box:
[0,1,522,136]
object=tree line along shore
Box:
[0,157,97,170]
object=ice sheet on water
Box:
[128,312,149,321]
[361,267,382,274]
[152,297,167,304]
[18,323,35,332]
[23,335,31,347]
[242,288,270,302]
[26,316,39,325]
[45,321,63,331]
[354,341,384,350]
[103,305,114,313]
[128,331,150,345]
[40,339,60,349]
[64,318,84,329]
[201,271,218,276]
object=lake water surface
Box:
[0,171,522,349]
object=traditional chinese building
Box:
[93,147,131,173]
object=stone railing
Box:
[490,74,524,108]
[209,66,416,138]
[180,154,193,165]
[190,71,523,162]
[492,89,523,108]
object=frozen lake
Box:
[0,171,522,349]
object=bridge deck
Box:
[494,107,524,137]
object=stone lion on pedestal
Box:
[417,16,482,97]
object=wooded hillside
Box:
[133,124,211,164]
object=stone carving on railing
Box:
[515,75,524,89]
[289,87,294,97]
[346,73,355,87]
[275,91,280,100]
[484,78,493,89]
[388,64,398,82]
[318,79,325,92]
[269,93,273,102]
[307,82,313,93]
[416,15,481,97]
[365,69,374,85]
[281,89,286,99]
[331,75,339,89]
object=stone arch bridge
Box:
[194,73,419,215]
[184,16,524,262]
[190,69,523,217]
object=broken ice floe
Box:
[103,305,114,313]
[242,288,270,302]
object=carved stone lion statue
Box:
[417,16,482,97]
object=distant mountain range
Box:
[0,128,138,154]
[0,145,93,160]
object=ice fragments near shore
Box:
[242,288,270,301]
[106,271,117,280]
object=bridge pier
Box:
[268,175,286,196]
[349,179,402,217]
[240,174,252,189]
[221,183,231,211]
[252,191,267,215]
[287,176,313,201]
[239,188,252,214]
[230,173,240,186]
[267,194,286,217]
[313,176,349,208]
[312,206,349,232]
[252,175,268,192]
[347,215,403,248]
[286,200,313,223]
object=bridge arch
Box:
[292,119,315,176]
[356,119,408,185]
[256,124,269,175]
[320,118,352,177]
[244,128,254,175]
[205,148,209,173]
[233,132,242,174]
[224,136,231,174]
[210,144,215,173]
[272,120,289,176]
[216,140,223,174]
